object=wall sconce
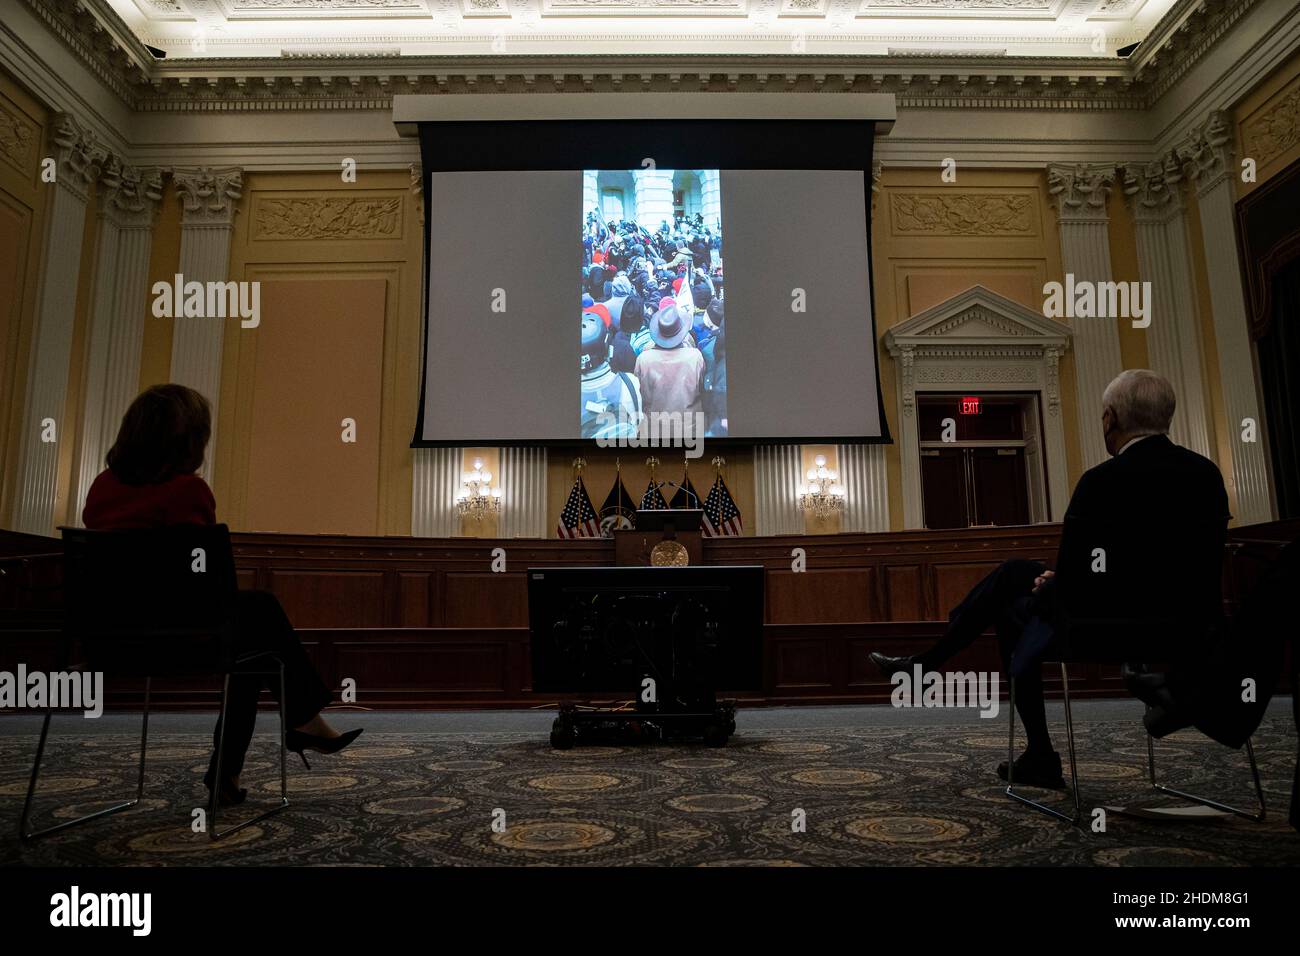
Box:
[455,458,501,521]
[799,454,845,517]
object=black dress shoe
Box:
[997,750,1067,790]
[202,777,248,807]
[1143,703,1195,738]
[1121,663,1169,708]
[869,652,916,678]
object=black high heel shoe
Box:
[284,728,363,769]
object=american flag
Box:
[639,479,668,511]
[557,477,600,538]
[702,474,743,537]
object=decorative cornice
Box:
[97,157,165,227]
[50,112,107,202]
[1046,161,1115,222]
[173,166,245,225]
[1175,109,1232,196]
[15,0,1262,114]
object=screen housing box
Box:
[394,92,896,135]
[406,93,896,448]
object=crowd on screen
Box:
[579,212,727,440]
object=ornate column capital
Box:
[98,158,164,228]
[49,112,106,202]
[410,163,424,226]
[1175,110,1233,196]
[1119,158,1184,223]
[173,166,244,226]
[1046,162,1116,222]
[870,160,883,213]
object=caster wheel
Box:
[702,724,729,747]
[550,718,576,750]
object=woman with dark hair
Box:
[83,384,362,806]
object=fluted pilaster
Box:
[837,443,889,533]
[1047,162,1124,470]
[1177,112,1273,524]
[72,160,165,525]
[498,446,548,538]
[754,444,803,536]
[412,446,463,537]
[13,114,104,535]
[169,166,243,483]
[1119,157,1212,459]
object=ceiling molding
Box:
[14,0,1264,114]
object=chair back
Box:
[1052,512,1227,662]
[60,524,239,673]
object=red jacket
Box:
[83,470,217,530]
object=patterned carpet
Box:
[3,715,1298,867]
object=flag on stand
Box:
[670,465,702,509]
[557,468,600,539]
[599,463,637,537]
[702,463,743,537]
[640,457,668,511]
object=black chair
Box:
[20,524,289,842]
[1005,647,1265,826]
[1005,513,1264,826]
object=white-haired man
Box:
[871,369,1229,788]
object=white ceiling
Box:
[105,0,1177,59]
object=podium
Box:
[613,509,704,566]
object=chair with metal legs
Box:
[19,524,292,842]
[1006,660,1265,827]
[21,677,152,841]
[207,657,290,841]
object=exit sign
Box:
[960,396,982,416]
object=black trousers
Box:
[206,590,333,785]
[917,559,1057,754]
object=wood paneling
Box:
[443,572,528,627]
[2,522,1291,709]
[932,561,1008,617]
[767,568,874,623]
[266,569,386,628]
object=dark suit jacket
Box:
[1014,434,1230,672]
[1168,538,1295,749]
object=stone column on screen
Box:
[699,170,721,229]
[633,167,674,227]
[13,113,103,535]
